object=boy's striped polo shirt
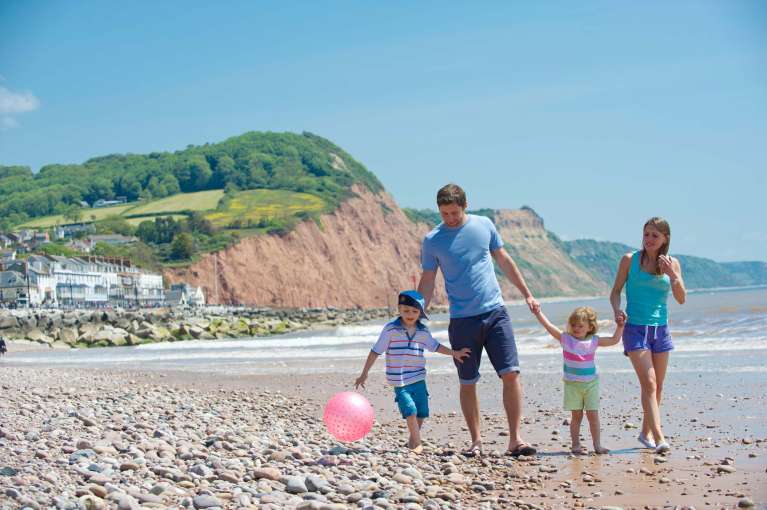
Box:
[372,318,440,387]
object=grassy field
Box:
[124,214,188,226]
[205,189,326,227]
[19,204,134,228]
[18,190,224,228]
[126,190,224,215]
[18,189,324,233]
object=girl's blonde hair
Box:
[567,306,598,337]
[642,217,671,275]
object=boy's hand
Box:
[354,374,367,389]
[453,347,471,363]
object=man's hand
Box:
[526,296,540,314]
[354,374,367,389]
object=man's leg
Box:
[449,315,483,453]
[459,382,482,450]
[501,371,524,450]
[484,307,534,454]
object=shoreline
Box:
[0,305,447,350]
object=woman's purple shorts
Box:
[622,323,673,355]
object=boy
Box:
[354,290,470,453]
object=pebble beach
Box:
[1,362,764,510]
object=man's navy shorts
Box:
[448,306,519,384]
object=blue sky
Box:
[1,1,765,262]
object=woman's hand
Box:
[659,255,677,279]
[614,309,627,324]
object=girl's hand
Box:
[526,296,540,314]
[614,309,627,324]
[659,255,676,278]
[354,374,367,389]
[453,347,471,363]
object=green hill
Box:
[0,131,382,230]
[563,239,767,289]
[1,132,382,264]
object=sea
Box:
[3,286,766,379]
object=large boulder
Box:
[0,315,18,329]
[26,328,53,344]
[59,327,79,345]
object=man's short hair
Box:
[436,183,467,208]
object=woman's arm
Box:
[661,256,686,304]
[533,309,563,342]
[610,253,632,322]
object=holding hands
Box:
[614,309,627,325]
[526,296,541,314]
[452,347,471,363]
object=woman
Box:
[610,217,686,454]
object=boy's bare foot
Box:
[593,445,609,455]
[409,444,424,454]
[461,440,483,456]
[570,445,588,455]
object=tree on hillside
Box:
[64,205,83,224]
[169,232,194,260]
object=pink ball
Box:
[323,392,375,442]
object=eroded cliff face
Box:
[164,186,448,308]
[493,208,607,298]
[165,193,606,308]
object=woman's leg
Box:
[628,350,665,444]
[652,351,670,406]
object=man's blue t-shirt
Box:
[421,214,504,318]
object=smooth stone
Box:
[193,495,222,509]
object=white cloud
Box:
[0,86,40,114]
[0,85,40,129]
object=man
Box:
[418,183,540,456]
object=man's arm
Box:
[417,270,437,309]
[492,247,539,313]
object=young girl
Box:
[534,306,624,454]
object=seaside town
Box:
[0,223,204,310]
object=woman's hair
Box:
[436,183,467,208]
[641,217,671,275]
[567,306,598,337]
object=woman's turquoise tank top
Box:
[626,251,670,326]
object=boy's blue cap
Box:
[398,290,429,320]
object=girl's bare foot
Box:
[570,445,588,455]
[593,445,610,455]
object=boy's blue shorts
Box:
[394,380,429,419]
[448,306,519,384]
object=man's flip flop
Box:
[506,444,537,457]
